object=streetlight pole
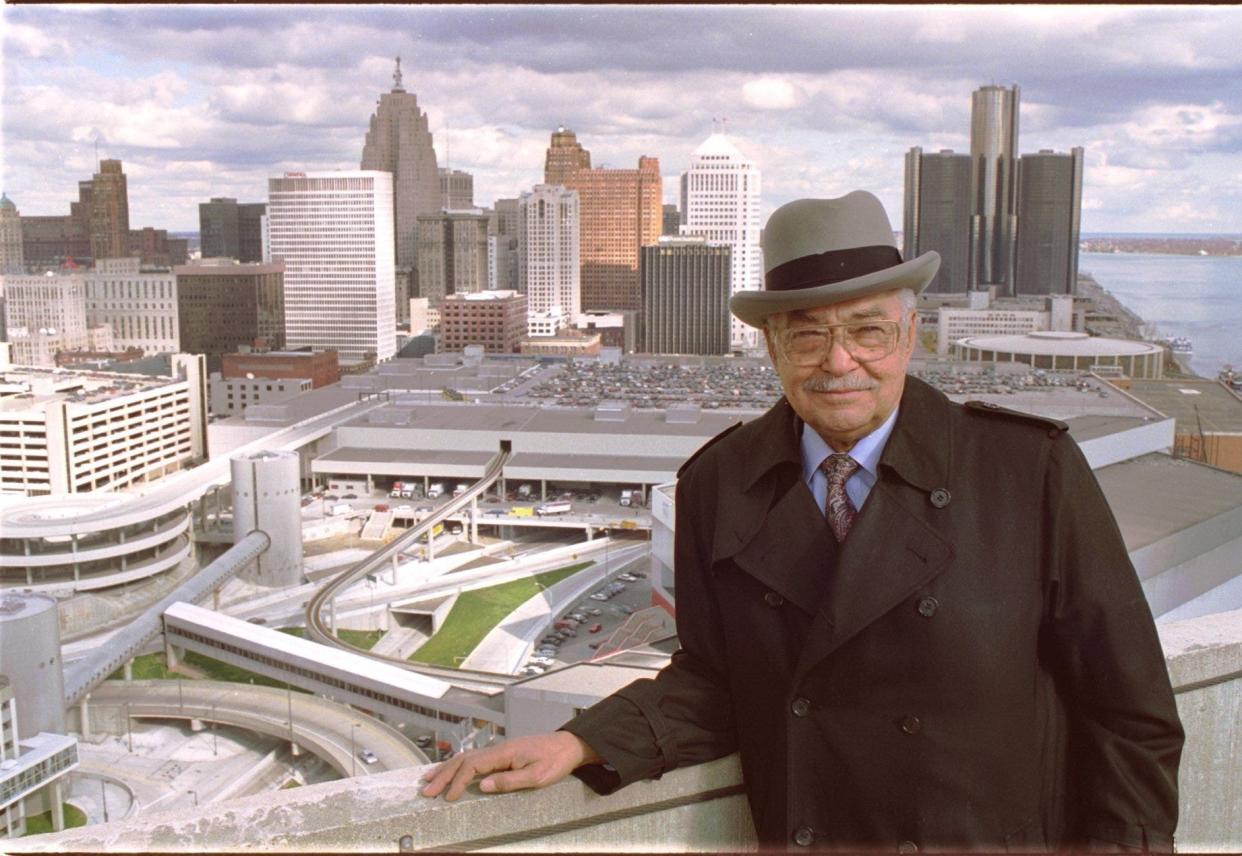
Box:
[212,704,218,756]
[350,722,359,777]
[100,779,109,823]
[125,704,132,752]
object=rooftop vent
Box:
[665,402,702,424]
[594,400,630,422]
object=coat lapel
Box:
[792,479,954,685]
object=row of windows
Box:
[0,745,78,805]
[168,628,474,725]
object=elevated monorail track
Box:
[304,443,518,688]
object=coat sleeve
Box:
[561,466,739,794]
[1041,435,1184,852]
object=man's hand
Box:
[419,731,602,802]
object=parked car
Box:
[589,623,603,633]
[586,608,603,616]
[617,573,638,582]
[590,593,609,601]
[343,493,358,500]
[375,504,389,512]
[618,605,635,615]
[588,641,604,650]
[415,735,433,749]
[358,749,379,765]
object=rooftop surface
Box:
[1098,453,1242,549]
[1123,379,1242,434]
[0,366,176,412]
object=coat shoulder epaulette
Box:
[677,420,745,478]
[963,400,1068,437]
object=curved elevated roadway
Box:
[87,679,427,776]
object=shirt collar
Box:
[800,406,900,485]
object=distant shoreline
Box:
[1079,236,1242,257]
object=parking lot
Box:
[520,555,653,676]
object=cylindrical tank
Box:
[0,592,66,737]
[230,450,304,587]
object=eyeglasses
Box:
[775,319,902,366]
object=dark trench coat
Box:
[564,375,1183,852]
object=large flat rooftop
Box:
[1098,452,1242,550]
[1122,379,1242,434]
[0,366,178,412]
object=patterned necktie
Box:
[821,453,860,543]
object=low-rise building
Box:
[438,291,527,354]
[520,329,602,358]
[951,331,1164,378]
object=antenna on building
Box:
[393,56,404,91]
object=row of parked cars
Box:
[588,571,644,601]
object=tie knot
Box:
[820,453,859,484]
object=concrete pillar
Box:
[123,660,133,681]
[80,694,91,739]
[470,497,478,543]
[366,474,374,493]
[51,780,65,832]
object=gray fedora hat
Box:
[730,191,940,329]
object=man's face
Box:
[764,290,916,452]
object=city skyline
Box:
[4,5,1240,235]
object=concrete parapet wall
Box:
[9,754,753,853]
[18,610,1241,853]
[1158,608,1242,852]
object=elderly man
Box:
[422,192,1184,852]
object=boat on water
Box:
[1168,336,1194,354]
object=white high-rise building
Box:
[679,133,762,349]
[518,185,580,336]
[267,171,396,363]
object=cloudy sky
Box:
[4,5,1241,234]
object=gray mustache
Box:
[802,374,879,393]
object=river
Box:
[1079,251,1242,378]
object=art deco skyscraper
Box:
[88,159,129,261]
[360,58,440,269]
[267,171,396,363]
[970,84,1020,293]
[903,147,973,294]
[679,132,762,348]
[1014,147,1084,296]
[551,135,661,312]
[543,126,592,185]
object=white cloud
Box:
[742,78,804,111]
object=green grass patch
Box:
[410,561,592,667]
[107,653,175,681]
[280,779,302,789]
[337,628,383,650]
[21,803,87,836]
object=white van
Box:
[427,483,445,498]
[535,501,572,516]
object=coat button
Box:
[929,488,951,508]
[793,827,815,847]
[900,715,922,735]
[898,841,919,853]
[764,591,784,608]
[791,697,811,717]
[916,596,938,618]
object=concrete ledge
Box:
[10,754,752,853]
[1159,607,1242,691]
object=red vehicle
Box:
[589,623,603,633]
[375,504,389,512]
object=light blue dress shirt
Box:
[801,407,899,516]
